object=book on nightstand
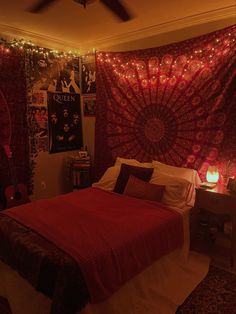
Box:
[200,182,217,189]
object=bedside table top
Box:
[197,184,236,198]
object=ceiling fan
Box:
[28,0,132,22]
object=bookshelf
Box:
[70,156,91,190]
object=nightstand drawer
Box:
[195,190,234,215]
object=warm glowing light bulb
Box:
[206,166,219,183]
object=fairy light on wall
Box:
[97,29,236,81]
[0,38,80,58]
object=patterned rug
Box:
[0,265,236,314]
[176,265,236,314]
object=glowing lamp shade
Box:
[206,166,219,183]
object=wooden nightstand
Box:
[190,184,236,267]
[71,157,91,190]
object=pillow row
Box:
[93,162,196,209]
[93,164,164,202]
[115,157,201,186]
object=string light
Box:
[0,38,80,58]
[97,29,236,81]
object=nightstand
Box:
[71,157,91,190]
[190,184,236,267]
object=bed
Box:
[0,158,209,314]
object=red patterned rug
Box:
[0,265,235,314]
[176,265,236,314]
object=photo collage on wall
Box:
[26,51,83,154]
[83,96,96,116]
[28,90,49,153]
[81,54,96,117]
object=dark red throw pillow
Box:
[113,164,154,194]
[124,175,165,202]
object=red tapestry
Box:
[94,25,236,181]
[0,48,29,191]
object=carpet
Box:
[0,265,236,314]
[176,265,236,314]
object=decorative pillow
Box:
[92,166,121,191]
[152,160,202,186]
[113,164,154,194]
[150,170,195,209]
[115,157,153,168]
[124,175,165,202]
[92,158,153,192]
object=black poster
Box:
[48,92,83,153]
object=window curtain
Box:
[94,25,236,181]
[0,49,29,191]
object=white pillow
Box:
[115,157,152,168]
[92,159,153,192]
[152,160,201,187]
[150,170,195,209]
[92,166,121,191]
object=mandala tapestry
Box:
[94,25,236,181]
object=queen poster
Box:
[48,92,83,153]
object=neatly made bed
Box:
[0,159,209,314]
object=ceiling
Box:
[0,0,235,53]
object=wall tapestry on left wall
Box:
[0,49,29,195]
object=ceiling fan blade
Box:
[28,0,57,13]
[100,0,132,22]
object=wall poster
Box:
[28,90,49,154]
[29,56,80,94]
[81,54,96,94]
[83,96,96,117]
[48,92,83,153]
[29,90,48,138]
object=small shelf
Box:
[191,184,236,267]
[70,157,92,190]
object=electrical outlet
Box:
[41,181,46,190]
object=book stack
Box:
[71,156,91,189]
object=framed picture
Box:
[83,96,96,117]
[81,54,96,95]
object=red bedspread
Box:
[4,187,183,303]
